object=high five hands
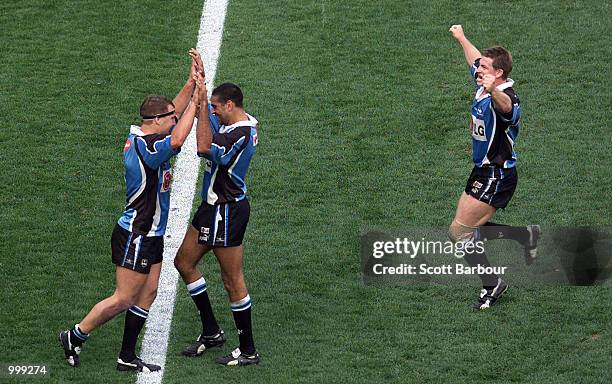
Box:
[189,48,205,80]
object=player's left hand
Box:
[482,74,495,92]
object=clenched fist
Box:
[449,24,465,40]
[482,74,496,92]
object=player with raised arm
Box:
[59,53,206,372]
[448,25,540,310]
[173,50,261,366]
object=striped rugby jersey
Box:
[199,109,258,205]
[117,125,179,236]
[470,58,521,168]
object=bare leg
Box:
[174,226,211,284]
[213,245,247,302]
[451,192,497,230]
[79,266,147,334]
[135,263,161,310]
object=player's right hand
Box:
[449,24,464,39]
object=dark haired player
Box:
[173,50,260,366]
[59,51,206,371]
[448,25,540,310]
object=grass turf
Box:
[0,0,610,383]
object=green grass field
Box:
[1,0,610,383]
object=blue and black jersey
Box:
[470,59,521,168]
[117,125,179,236]
[199,110,258,205]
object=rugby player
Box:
[173,50,260,366]
[448,25,541,310]
[59,52,206,371]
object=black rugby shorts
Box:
[191,199,250,247]
[465,166,517,209]
[111,224,163,274]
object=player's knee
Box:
[174,253,189,274]
[112,293,137,312]
[174,249,197,274]
[173,254,184,273]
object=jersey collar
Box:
[130,125,145,136]
[496,78,514,91]
[219,114,258,134]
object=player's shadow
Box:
[553,227,612,286]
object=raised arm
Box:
[188,49,213,155]
[482,75,513,114]
[449,25,481,65]
[170,102,196,149]
[170,72,202,149]
[195,76,212,156]
[173,49,201,117]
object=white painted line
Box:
[137,1,229,383]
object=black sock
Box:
[231,295,255,355]
[70,324,89,346]
[477,222,529,244]
[463,249,498,287]
[187,277,220,336]
[119,306,148,362]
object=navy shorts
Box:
[191,199,250,247]
[465,166,517,209]
[111,224,163,274]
